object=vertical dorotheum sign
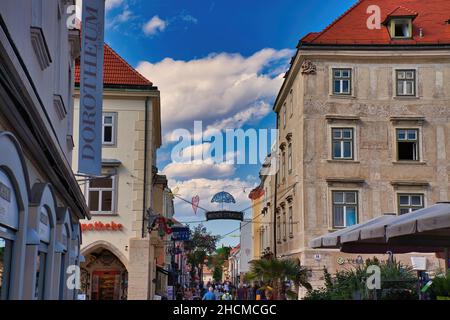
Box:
[78,0,105,176]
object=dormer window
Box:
[383,6,418,40]
[390,19,412,39]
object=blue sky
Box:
[90,0,357,246]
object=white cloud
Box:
[143,15,167,36]
[162,161,235,180]
[136,48,293,139]
[105,0,124,11]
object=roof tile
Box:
[75,43,152,87]
[300,0,450,45]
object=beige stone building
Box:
[250,150,276,260]
[270,0,450,292]
[72,44,163,300]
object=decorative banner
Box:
[206,210,244,221]
[78,0,106,176]
[192,195,200,215]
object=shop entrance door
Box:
[91,271,121,300]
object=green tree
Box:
[185,224,219,282]
[207,246,231,282]
[246,257,312,300]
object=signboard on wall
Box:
[78,0,106,176]
[171,227,190,241]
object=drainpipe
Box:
[142,97,150,238]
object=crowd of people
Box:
[176,281,274,301]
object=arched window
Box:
[35,206,51,300]
[0,170,19,300]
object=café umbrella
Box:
[310,203,450,269]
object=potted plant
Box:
[430,272,450,300]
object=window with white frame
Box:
[332,128,354,160]
[288,206,293,238]
[87,176,115,214]
[397,129,419,161]
[396,70,416,96]
[389,19,412,39]
[333,69,352,95]
[332,191,358,228]
[102,113,116,145]
[398,194,424,215]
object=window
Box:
[398,194,424,215]
[283,103,287,128]
[397,129,419,161]
[396,70,416,96]
[281,152,286,181]
[332,128,353,160]
[102,113,116,145]
[36,207,51,300]
[390,19,412,39]
[283,211,287,241]
[0,237,13,300]
[332,191,358,228]
[288,206,293,238]
[35,251,47,300]
[88,176,115,214]
[288,143,293,173]
[276,216,281,243]
[289,90,294,116]
[333,69,351,95]
[259,228,265,254]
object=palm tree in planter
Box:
[247,257,312,300]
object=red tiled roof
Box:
[75,43,153,87]
[387,6,418,18]
[300,0,450,46]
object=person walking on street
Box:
[222,290,233,300]
[202,287,216,300]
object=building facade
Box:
[250,151,276,260]
[0,0,87,300]
[72,44,163,300]
[271,0,450,292]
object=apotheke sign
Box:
[81,221,123,232]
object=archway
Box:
[80,243,128,300]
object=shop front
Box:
[0,132,85,300]
[80,244,128,300]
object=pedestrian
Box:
[264,287,274,301]
[202,287,216,300]
[255,283,265,301]
[236,284,246,300]
[247,283,256,300]
[222,290,233,300]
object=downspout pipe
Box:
[142,97,150,238]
